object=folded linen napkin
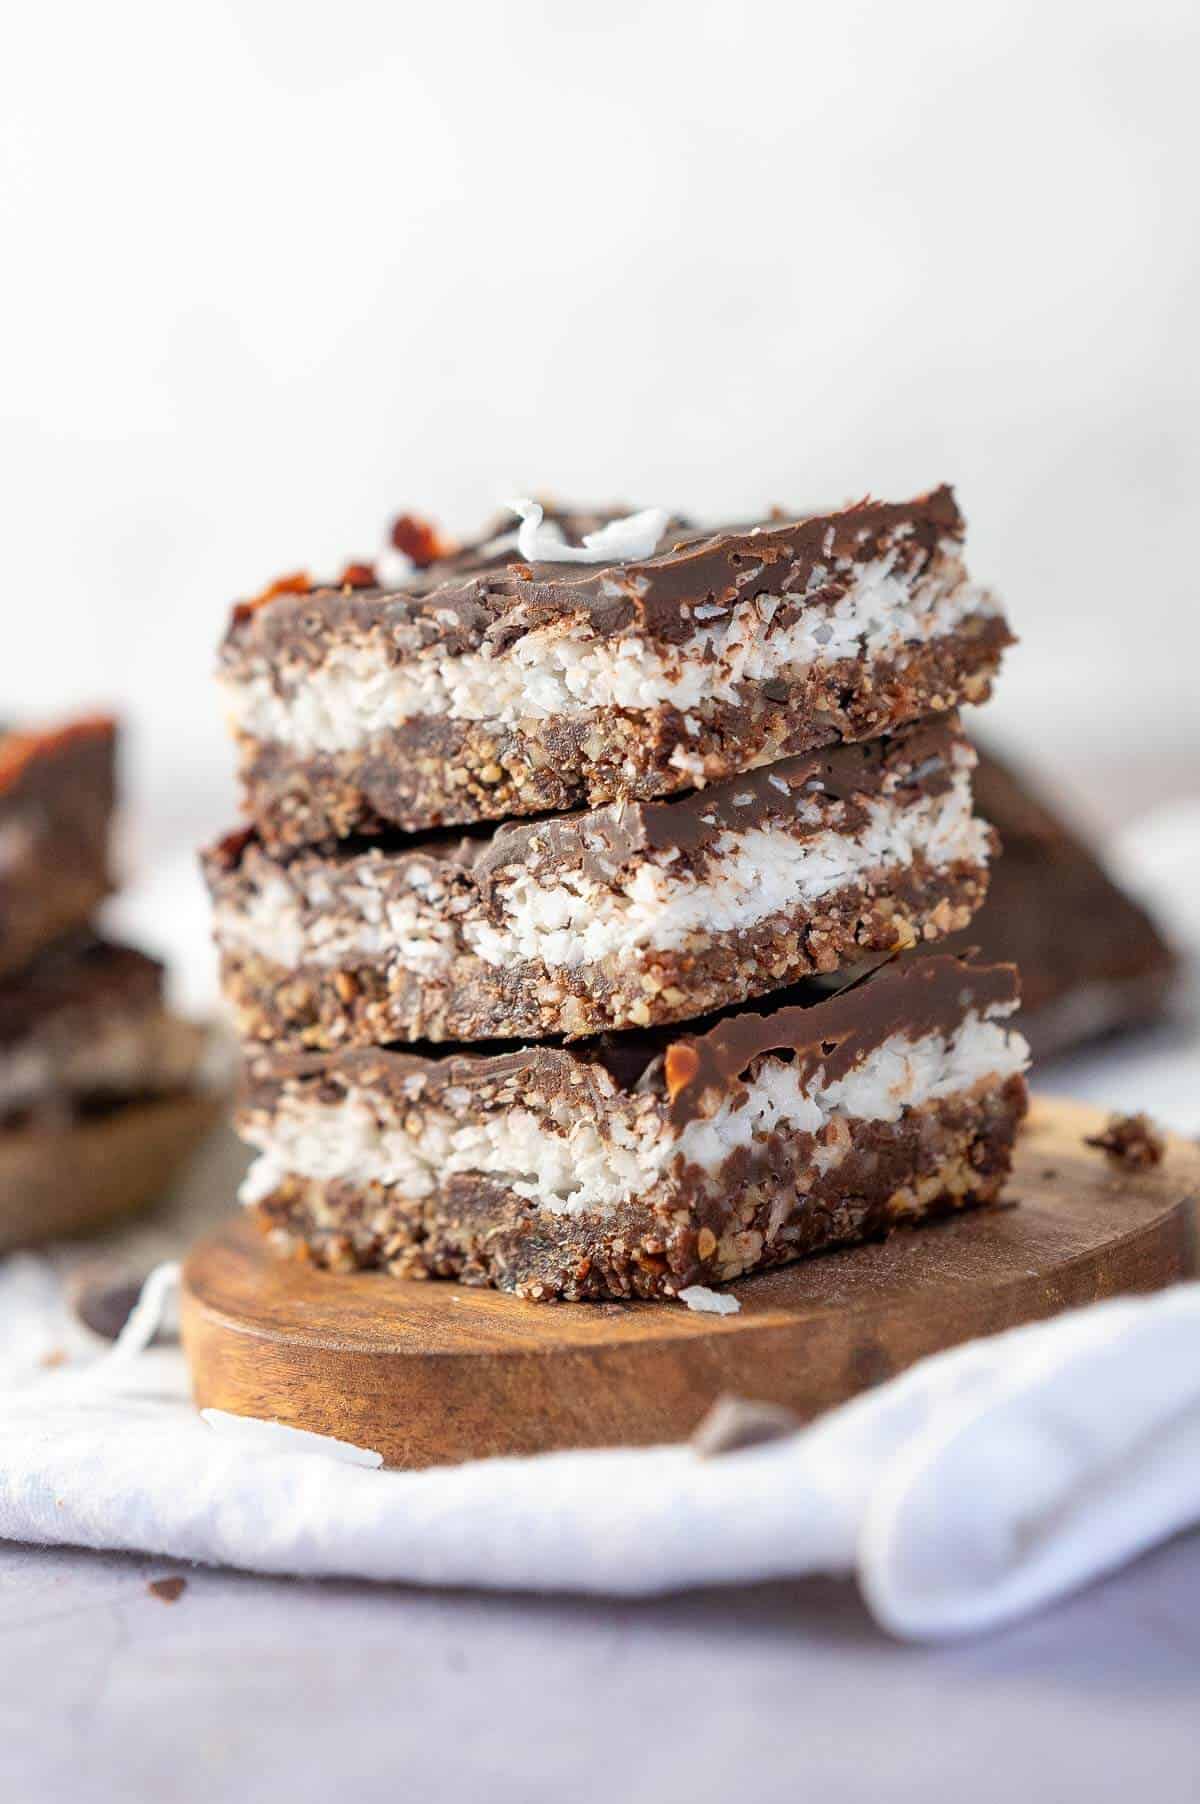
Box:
[3,1266,1200,1642]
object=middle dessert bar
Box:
[206,714,993,1044]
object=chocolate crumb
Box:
[73,1276,145,1341]
[1084,1112,1166,1169]
[691,1394,801,1458]
[148,1576,187,1603]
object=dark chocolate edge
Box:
[243,951,1020,1128]
[0,937,165,1047]
[222,487,965,656]
[0,716,117,805]
[206,714,965,882]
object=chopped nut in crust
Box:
[232,569,311,626]
[665,1043,701,1101]
[389,512,451,568]
[338,561,377,589]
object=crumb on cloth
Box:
[148,1576,187,1604]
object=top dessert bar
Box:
[220,486,1012,850]
[0,716,116,978]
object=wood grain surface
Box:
[181,1096,1200,1467]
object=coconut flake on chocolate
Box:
[508,498,670,565]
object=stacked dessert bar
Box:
[1,718,218,1249]
[209,486,1029,1301]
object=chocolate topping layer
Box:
[658,952,1016,1126]
[0,715,116,806]
[223,487,965,660]
[208,713,962,886]
[245,952,1018,1128]
[0,937,163,1047]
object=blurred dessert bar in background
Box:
[205,715,994,1046]
[0,716,116,979]
[0,938,209,1127]
[949,742,1178,1061]
[0,716,224,1253]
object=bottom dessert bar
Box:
[239,954,1029,1302]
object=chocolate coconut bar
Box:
[0,936,225,1252]
[239,953,1029,1301]
[0,716,116,978]
[220,487,1012,850]
[0,936,211,1130]
[206,715,993,1046]
[947,744,1178,1059]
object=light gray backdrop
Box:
[2,0,1197,884]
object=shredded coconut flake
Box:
[508,498,669,564]
[373,546,415,588]
[201,1409,384,1467]
[679,1286,741,1316]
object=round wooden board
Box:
[181,1096,1200,1468]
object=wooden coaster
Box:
[180,1096,1200,1468]
[0,1092,224,1254]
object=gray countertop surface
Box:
[3,1527,1198,1803]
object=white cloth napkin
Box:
[4,1267,1200,1641]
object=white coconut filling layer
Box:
[224,543,996,753]
[468,772,988,969]
[213,766,989,976]
[239,1006,1028,1220]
